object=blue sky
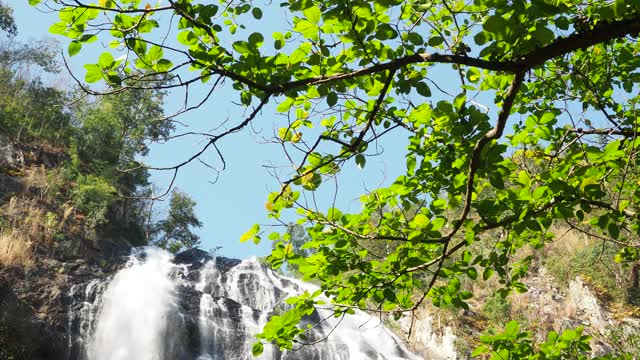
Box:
[11,1,412,259]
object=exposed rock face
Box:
[471,269,639,358]
[0,133,26,200]
[0,244,131,360]
[0,132,67,171]
[0,258,105,360]
[0,274,65,359]
[396,312,457,360]
[0,133,24,170]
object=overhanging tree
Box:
[32,0,640,356]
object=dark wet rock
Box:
[174,248,212,269]
[174,248,241,273]
[215,257,243,272]
[0,278,66,360]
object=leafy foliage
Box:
[0,1,16,37]
[472,321,616,360]
[72,174,118,229]
[32,0,640,356]
[152,189,202,253]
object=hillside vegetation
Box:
[0,10,201,264]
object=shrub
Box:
[72,174,117,230]
[482,292,512,325]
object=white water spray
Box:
[86,248,178,360]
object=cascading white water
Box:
[286,273,421,360]
[66,279,106,359]
[85,248,178,360]
[196,257,420,360]
[68,249,434,359]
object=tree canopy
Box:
[152,188,203,253]
[32,0,640,357]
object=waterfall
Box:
[86,248,180,360]
[66,248,423,360]
[195,257,419,360]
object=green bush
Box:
[72,174,117,230]
[482,292,512,325]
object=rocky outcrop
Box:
[396,312,457,360]
[0,246,130,360]
[0,276,65,359]
[0,132,68,201]
[0,133,24,170]
[0,133,26,200]
[0,258,90,360]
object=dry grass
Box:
[0,196,58,266]
[0,229,34,266]
[23,165,50,195]
[544,225,593,255]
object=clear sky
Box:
[11,1,413,259]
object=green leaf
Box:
[277,98,294,112]
[466,68,480,83]
[303,6,321,24]
[98,52,114,69]
[147,45,163,62]
[301,172,321,191]
[355,154,366,169]
[79,34,97,43]
[84,64,102,83]
[613,0,626,17]
[467,267,478,280]
[155,59,173,72]
[533,25,555,45]
[241,91,252,106]
[555,16,570,30]
[483,267,494,281]
[252,342,264,356]
[248,32,264,48]
[177,31,198,46]
[295,19,318,40]
[289,43,311,64]
[428,36,444,47]
[105,72,121,85]
[505,320,519,336]
[518,171,531,187]
[68,40,82,56]
[413,214,428,229]
[431,217,445,231]
[233,41,251,54]
[49,22,67,35]
[471,345,490,357]
[406,32,423,45]
[416,82,431,97]
[431,199,447,211]
[240,224,260,243]
[252,7,263,20]
[278,127,293,141]
[327,92,338,107]
[483,15,508,38]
